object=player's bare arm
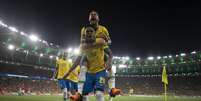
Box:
[63,56,82,79]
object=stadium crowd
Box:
[116,75,201,96]
[0,77,60,96]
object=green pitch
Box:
[0,95,201,101]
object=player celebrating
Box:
[81,11,120,100]
[64,24,107,101]
[55,53,72,101]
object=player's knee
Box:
[82,95,89,101]
[63,88,68,93]
[95,90,104,97]
[95,91,104,101]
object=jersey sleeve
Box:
[96,26,111,45]
[80,27,85,43]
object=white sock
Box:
[95,91,104,101]
[78,82,84,94]
[78,66,87,94]
[63,88,68,100]
[108,70,115,90]
[83,95,89,101]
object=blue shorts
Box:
[83,70,106,95]
[58,79,70,90]
[69,81,78,91]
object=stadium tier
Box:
[1,23,201,96]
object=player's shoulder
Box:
[99,25,108,30]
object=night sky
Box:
[0,0,201,57]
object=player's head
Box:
[89,10,99,25]
[58,54,63,59]
[83,24,96,44]
[63,52,68,60]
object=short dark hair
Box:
[84,24,96,30]
[89,10,99,16]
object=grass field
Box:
[0,95,201,101]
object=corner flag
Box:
[162,66,168,85]
[162,65,168,101]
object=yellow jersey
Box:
[68,65,80,83]
[81,45,105,73]
[56,59,72,79]
[81,25,110,48]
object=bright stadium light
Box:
[191,51,196,54]
[29,34,39,42]
[68,59,72,63]
[180,53,186,56]
[176,55,179,57]
[147,56,154,60]
[119,64,127,68]
[74,48,80,55]
[42,40,46,43]
[20,32,25,35]
[125,56,130,60]
[8,26,18,32]
[49,55,53,59]
[67,48,73,53]
[0,20,8,27]
[169,55,172,58]
[163,56,168,58]
[56,56,59,60]
[136,57,140,61]
[8,44,15,50]
[40,53,44,57]
[157,56,161,60]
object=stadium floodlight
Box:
[67,48,73,53]
[125,56,130,60]
[40,53,44,57]
[176,54,179,57]
[8,26,18,32]
[49,55,53,59]
[42,40,46,43]
[168,55,172,58]
[20,32,25,35]
[8,44,15,50]
[68,59,72,63]
[56,56,59,60]
[0,20,8,27]
[74,48,80,55]
[163,56,168,58]
[147,56,154,60]
[119,64,127,68]
[29,34,39,42]
[191,51,196,54]
[157,56,161,60]
[180,53,186,56]
[136,57,140,61]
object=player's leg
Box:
[70,56,87,101]
[95,70,107,101]
[82,73,94,101]
[78,59,87,94]
[104,48,121,98]
[69,80,79,100]
[58,80,69,101]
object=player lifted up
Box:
[63,24,108,101]
[81,11,121,100]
